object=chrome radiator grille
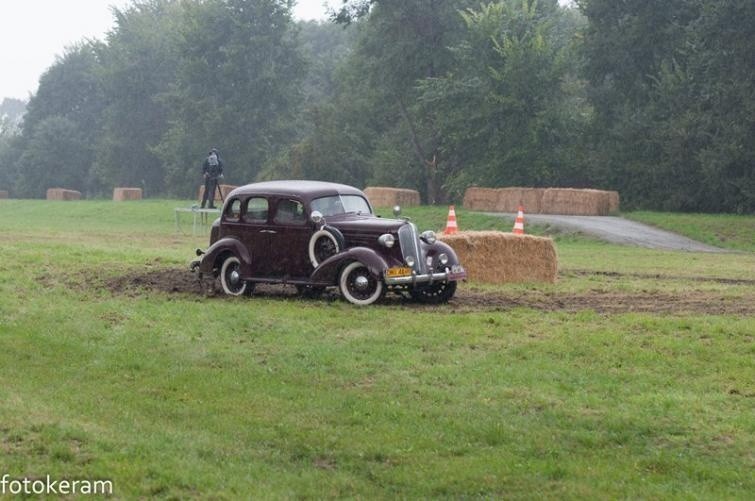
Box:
[398,222,426,274]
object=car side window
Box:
[274,199,306,225]
[244,197,269,223]
[225,198,242,221]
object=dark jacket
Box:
[202,153,224,179]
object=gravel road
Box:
[484,213,728,252]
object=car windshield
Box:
[311,195,372,217]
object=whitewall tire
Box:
[220,256,248,296]
[339,261,383,306]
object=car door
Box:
[221,196,273,277]
[269,198,312,279]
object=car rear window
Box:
[274,199,306,225]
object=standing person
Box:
[201,148,224,209]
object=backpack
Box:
[207,152,219,167]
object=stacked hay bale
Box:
[113,187,143,201]
[364,187,420,208]
[0,190,8,199]
[440,231,558,284]
[463,187,619,216]
[541,188,610,216]
[463,187,542,212]
[462,187,500,211]
[198,184,238,203]
[46,188,81,201]
[607,191,620,213]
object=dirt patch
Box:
[98,267,754,316]
[563,269,755,286]
[440,289,754,316]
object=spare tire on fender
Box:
[309,226,344,267]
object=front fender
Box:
[310,247,389,284]
[423,240,462,267]
[198,237,252,276]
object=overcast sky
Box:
[0,0,337,101]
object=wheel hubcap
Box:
[354,275,369,290]
[230,270,240,285]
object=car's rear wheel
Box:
[339,261,383,306]
[410,280,457,304]
[220,255,254,296]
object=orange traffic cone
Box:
[444,205,459,235]
[512,205,525,235]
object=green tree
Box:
[410,1,589,197]
[15,116,91,197]
[16,43,104,197]
[329,0,478,203]
[93,0,182,195]
[158,0,305,197]
[578,0,754,212]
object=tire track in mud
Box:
[98,267,755,316]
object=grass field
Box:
[1,200,753,498]
[625,211,755,252]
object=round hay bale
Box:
[113,187,143,201]
[364,187,420,208]
[439,231,557,284]
[46,188,81,201]
[198,184,239,203]
[0,190,8,199]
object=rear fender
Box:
[310,247,389,284]
[199,237,252,276]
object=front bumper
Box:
[384,267,467,286]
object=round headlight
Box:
[438,253,449,265]
[405,256,416,268]
[421,230,437,244]
[378,233,395,248]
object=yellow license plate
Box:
[386,267,412,278]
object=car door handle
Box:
[259,229,277,234]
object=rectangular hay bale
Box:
[541,188,610,216]
[364,187,421,208]
[463,187,544,213]
[607,191,620,213]
[113,187,143,201]
[494,187,543,213]
[198,184,239,203]
[46,188,81,201]
[464,186,620,215]
[463,187,500,211]
[440,231,558,284]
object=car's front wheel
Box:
[410,280,457,304]
[220,255,254,297]
[339,261,383,306]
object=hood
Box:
[326,213,406,234]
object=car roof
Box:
[230,180,366,200]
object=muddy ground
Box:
[100,267,755,316]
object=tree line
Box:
[0,0,752,212]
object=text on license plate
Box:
[386,267,412,278]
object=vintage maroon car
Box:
[193,181,466,305]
